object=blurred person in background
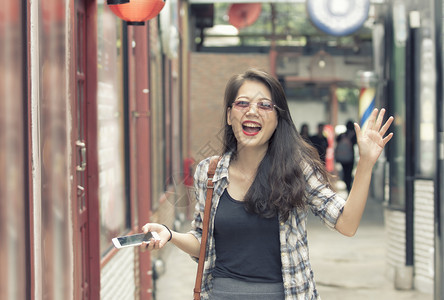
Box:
[335,120,357,193]
[310,123,328,165]
[300,123,310,143]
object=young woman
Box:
[142,69,394,299]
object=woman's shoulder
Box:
[194,154,227,176]
[194,156,213,176]
[196,155,219,168]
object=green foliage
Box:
[336,87,360,105]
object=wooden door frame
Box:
[132,24,153,299]
[84,0,100,298]
[71,0,100,299]
[70,1,79,298]
[25,0,34,298]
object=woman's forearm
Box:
[335,159,374,237]
[170,231,201,258]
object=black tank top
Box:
[212,189,283,283]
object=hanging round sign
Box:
[306,0,370,36]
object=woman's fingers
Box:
[353,122,361,140]
[141,238,161,251]
[142,223,163,235]
[374,108,385,131]
[366,108,387,131]
[140,223,167,251]
[141,223,153,233]
[361,108,394,137]
[382,132,394,146]
[379,115,394,137]
[366,108,378,130]
[354,109,394,145]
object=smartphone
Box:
[112,231,160,249]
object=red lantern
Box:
[228,3,262,30]
[109,0,166,26]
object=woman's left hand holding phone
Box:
[140,223,172,251]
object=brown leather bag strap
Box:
[193,157,219,300]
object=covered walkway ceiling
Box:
[189,0,385,3]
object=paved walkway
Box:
[155,192,433,300]
[307,197,432,299]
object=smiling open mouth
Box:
[242,122,262,135]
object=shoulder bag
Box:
[193,157,219,300]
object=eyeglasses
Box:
[232,100,280,113]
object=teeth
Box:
[243,123,261,128]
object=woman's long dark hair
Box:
[222,68,334,221]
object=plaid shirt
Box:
[189,152,346,300]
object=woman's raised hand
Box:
[354,108,394,165]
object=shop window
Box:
[97,5,128,254]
